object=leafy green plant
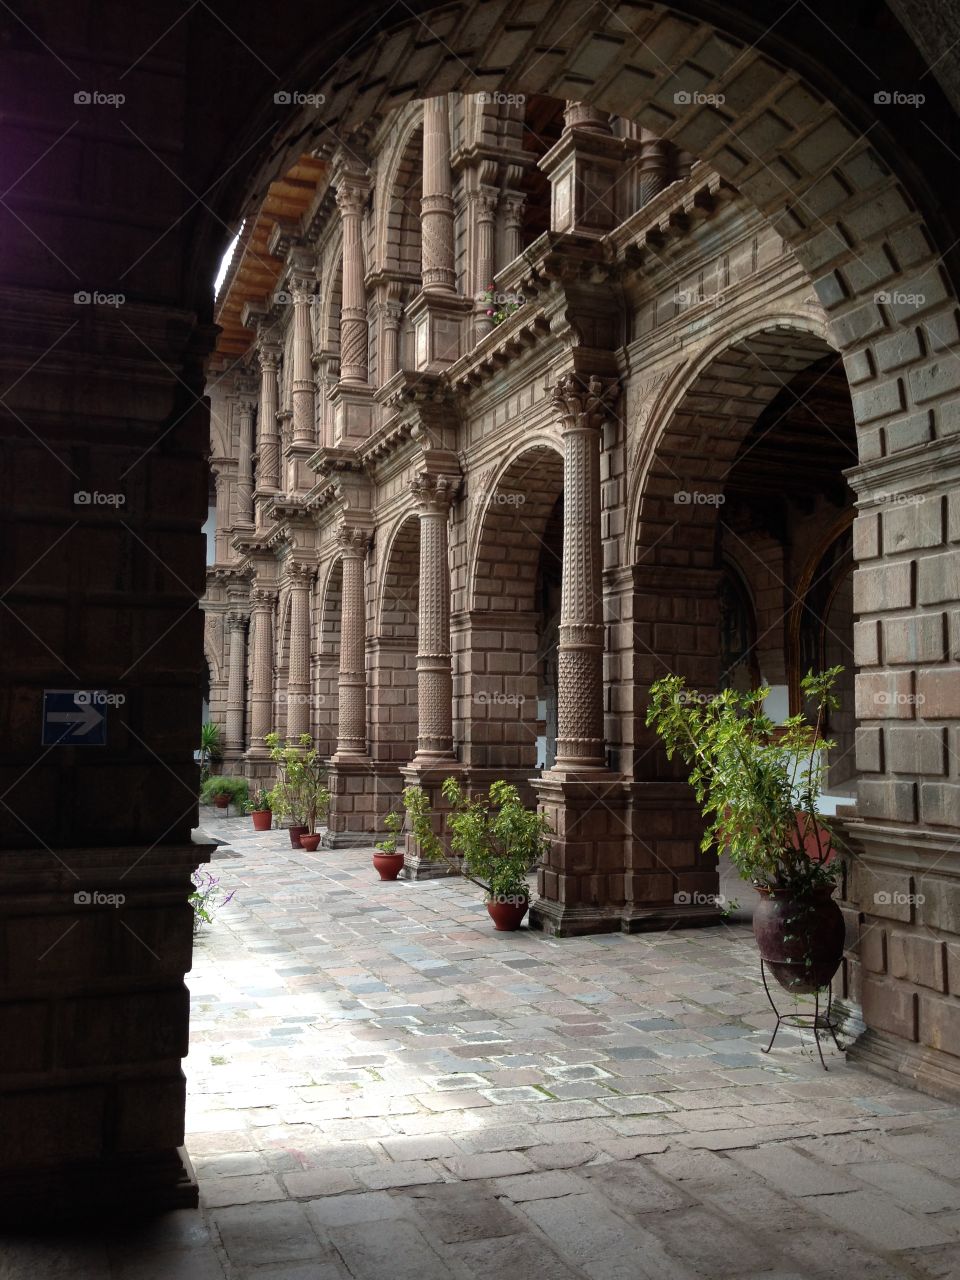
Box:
[645,667,846,895]
[401,779,550,901]
[265,732,329,832]
[198,721,223,784]
[245,787,274,814]
[190,868,235,936]
[200,775,249,809]
[375,809,404,854]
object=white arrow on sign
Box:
[48,702,104,736]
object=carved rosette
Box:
[410,471,459,760]
[290,275,317,444]
[335,180,370,384]
[335,525,372,757]
[552,373,619,769]
[248,587,277,751]
[285,562,314,739]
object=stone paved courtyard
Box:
[10,815,960,1279]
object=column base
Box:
[0,1146,198,1228]
[847,1027,960,1105]
[529,898,722,937]
[325,755,382,845]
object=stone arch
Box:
[462,442,564,780]
[370,514,420,765]
[318,243,343,363]
[376,107,425,281]
[315,556,343,755]
[273,588,292,740]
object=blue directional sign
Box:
[42,690,108,746]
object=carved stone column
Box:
[334,526,371,759]
[224,611,248,758]
[336,179,369,385]
[638,128,668,205]
[247,587,276,758]
[421,96,456,294]
[212,463,231,563]
[501,191,526,266]
[291,277,317,444]
[563,101,612,132]
[553,374,616,771]
[379,290,403,386]
[236,396,255,526]
[256,337,281,496]
[474,190,498,340]
[286,564,313,740]
[411,471,459,763]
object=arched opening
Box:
[465,443,564,793]
[316,558,343,757]
[371,516,420,769]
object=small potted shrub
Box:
[372,810,405,880]
[402,779,550,929]
[246,787,274,832]
[646,667,847,993]
[266,732,330,849]
[198,721,223,785]
[200,775,249,813]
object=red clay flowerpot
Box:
[251,810,272,832]
[213,794,230,810]
[287,825,308,848]
[753,885,845,994]
[373,851,405,881]
[299,832,322,852]
[486,896,529,931]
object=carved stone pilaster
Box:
[225,611,249,756]
[247,587,277,755]
[473,190,498,340]
[335,176,370,385]
[410,471,459,763]
[551,373,619,772]
[333,525,371,759]
[421,96,456,294]
[379,284,404,387]
[255,336,281,497]
[236,396,256,525]
[291,275,317,445]
[285,562,314,739]
[500,191,526,267]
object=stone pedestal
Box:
[323,758,381,848]
[399,762,464,880]
[406,289,472,373]
[0,838,212,1225]
[329,382,374,446]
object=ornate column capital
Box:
[285,560,315,587]
[226,610,248,633]
[551,373,620,433]
[410,470,460,514]
[250,586,278,611]
[337,524,372,559]
[335,181,368,219]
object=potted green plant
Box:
[401,779,550,929]
[372,810,406,880]
[265,732,330,849]
[646,667,847,993]
[245,787,274,832]
[198,721,223,784]
[200,775,249,813]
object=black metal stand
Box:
[759,959,845,1070]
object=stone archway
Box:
[371,515,421,770]
[316,556,343,758]
[462,441,564,796]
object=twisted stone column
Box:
[474,191,498,339]
[411,472,459,762]
[256,338,281,494]
[335,526,371,758]
[291,277,316,444]
[225,611,248,754]
[552,374,618,772]
[248,588,276,753]
[639,129,668,205]
[336,179,369,385]
[421,97,456,294]
[286,563,313,739]
[501,192,526,266]
[236,397,255,524]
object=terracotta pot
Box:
[753,884,845,994]
[213,794,230,810]
[287,825,308,848]
[486,896,529,931]
[299,832,322,852]
[251,810,272,832]
[372,851,405,881]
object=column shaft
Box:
[421,97,456,294]
[236,399,255,524]
[213,467,230,563]
[257,341,281,494]
[411,473,458,761]
[286,568,312,739]
[225,614,248,753]
[248,590,276,751]
[291,282,316,444]
[335,528,370,757]
[336,182,369,384]
[474,192,497,339]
